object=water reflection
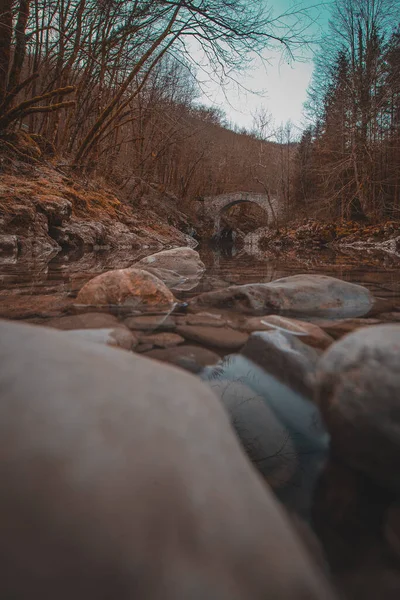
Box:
[1,242,400,320]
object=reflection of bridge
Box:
[200,192,278,235]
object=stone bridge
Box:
[199,192,278,235]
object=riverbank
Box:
[0,133,196,260]
[251,219,400,254]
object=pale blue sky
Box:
[198,0,331,133]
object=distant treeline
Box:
[292,0,400,222]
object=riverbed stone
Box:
[177,325,248,351]
[45,312,121,330]
[241,315,334,350]
[139,332,184,349]
[311,317,382,340]
[144,344,220,370]
[63,327,138,350]
[139,266,185,289]
[135,247,205,291]
[76,268,175,310]
[188,274,374,318]
[315,324,400,492]
[375,312,400,322]
[0,319,337,600]
[201,354,329,520]
[186,312,226,327]
[124,314,176,332]
[241,330,319,397]
[207,379,298,490]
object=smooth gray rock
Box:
[202,354,329,520]
[135,247,205,291]
[316,324,400,493]
[189,274,374,318]
[0,319,336,600]
[241,330,320,397]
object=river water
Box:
[1,242,400,319]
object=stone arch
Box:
[200,192,277,235]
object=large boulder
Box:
[189,274,374,318]
[177,325,248,351]
[315,325,400,493]
[76,268,175,311]
[135,247,205,291]
[0,319,336,600]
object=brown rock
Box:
[76,268,175,310]
[139,332,184,349]
[45,312,120,330]
[124,314,176,332]
[186,312,226,327]
[312,318,382,340]
[241,330,319,397]
[135,343,154,353]
[0,294,73,320]
[177,325,248,351]
[378,312,400,322]
[241,315,334,350]
[144,345,220,370]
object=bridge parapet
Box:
[200,192,278,235]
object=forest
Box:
[293,0,400,223]
[0,0,399,226]
[0,0,299,213]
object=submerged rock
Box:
[189,274,374,318]
[76,268,175,310]
[143,344,220,371]
[202,354,329,520]
[138,332,184,349]
[177,325,248,351]
[0,319,337,600]
[310,317,382,340]
[135,247,205,291]
[315,325,400,493]
[241,330,319,398]
[124,314,176,332]
[241,315,334,350]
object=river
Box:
[1,242,400,319]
